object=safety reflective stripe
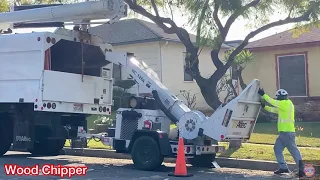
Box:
[270,108,278,113]
[279,119,293,123]
[288,102,293,120]
[279,103,294,123]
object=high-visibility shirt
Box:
[262,94,295,132]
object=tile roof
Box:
[89,18,231,48]
[246,27,320,49]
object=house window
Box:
[183,52,193,82]
[113,63,121,81]
[277,53,307,97]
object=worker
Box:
[257,88,305,177]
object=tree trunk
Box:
[195,78,221,110]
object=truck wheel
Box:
[0,122,13,156]
[30,139,66,156]
[131,136,164,171]
[189,154,216,167]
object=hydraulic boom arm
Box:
[0,0,127,30]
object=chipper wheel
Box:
[131,136,164,171]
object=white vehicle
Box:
[0,0,263,171]
[77,54,263,170]
[0,0,127,156]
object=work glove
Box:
[260,101,265,108]
[258,88,265,96]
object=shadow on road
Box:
[0,152,292,179]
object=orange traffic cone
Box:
[168,137,193,177]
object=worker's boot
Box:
[274,168,290,174]
[296,170,305,177]
[297,162,306,177]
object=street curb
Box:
[62,148,296,171]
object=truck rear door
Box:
[42,70,111,105]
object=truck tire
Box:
[131,136,164,171]
[29,139,66,156]
[189,154,216,167]
[0,123,13,156]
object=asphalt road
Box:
[0,151,297,180]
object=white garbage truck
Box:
[0,0,263,171]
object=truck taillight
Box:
[186,146,191,153]
[220,135,225,140]
[144,120,152,130]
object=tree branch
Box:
[196,0,210,45]
[150,0,159,17]
[210,50,223,69]
[125,0,195,48]
[226,79,237,97]
[213,0,223,34]
[222,0,261,40]
[237,70,247,90]
[225,7,314,68]
[287,5,294,19]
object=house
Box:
[244,27,320,121]
[89,18,235,110]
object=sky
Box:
[10,6,295,42]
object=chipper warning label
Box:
[4,164,88,178]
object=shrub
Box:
[93,116,115,127]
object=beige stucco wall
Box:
[112,42,162,95]
[160,41,227,110]
[242,45,320,97]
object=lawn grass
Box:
[248,122,320,147]
[171,122,320,147]
[217,142,320,163]
[65,139,112,149]
[64,140,320,163]
[86,111,117,129]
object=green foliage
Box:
[93,116,114,127]
[223,48,253,68]
[0,0,8,12]
[112,79,135,110]
[112,86,133,110]
[170,0,320,49]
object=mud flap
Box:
[12,113,34,150]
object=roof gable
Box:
[89,18,231,48]
[246,27,320,49]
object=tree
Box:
[113,79,136,109]
[124,0,320,110]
